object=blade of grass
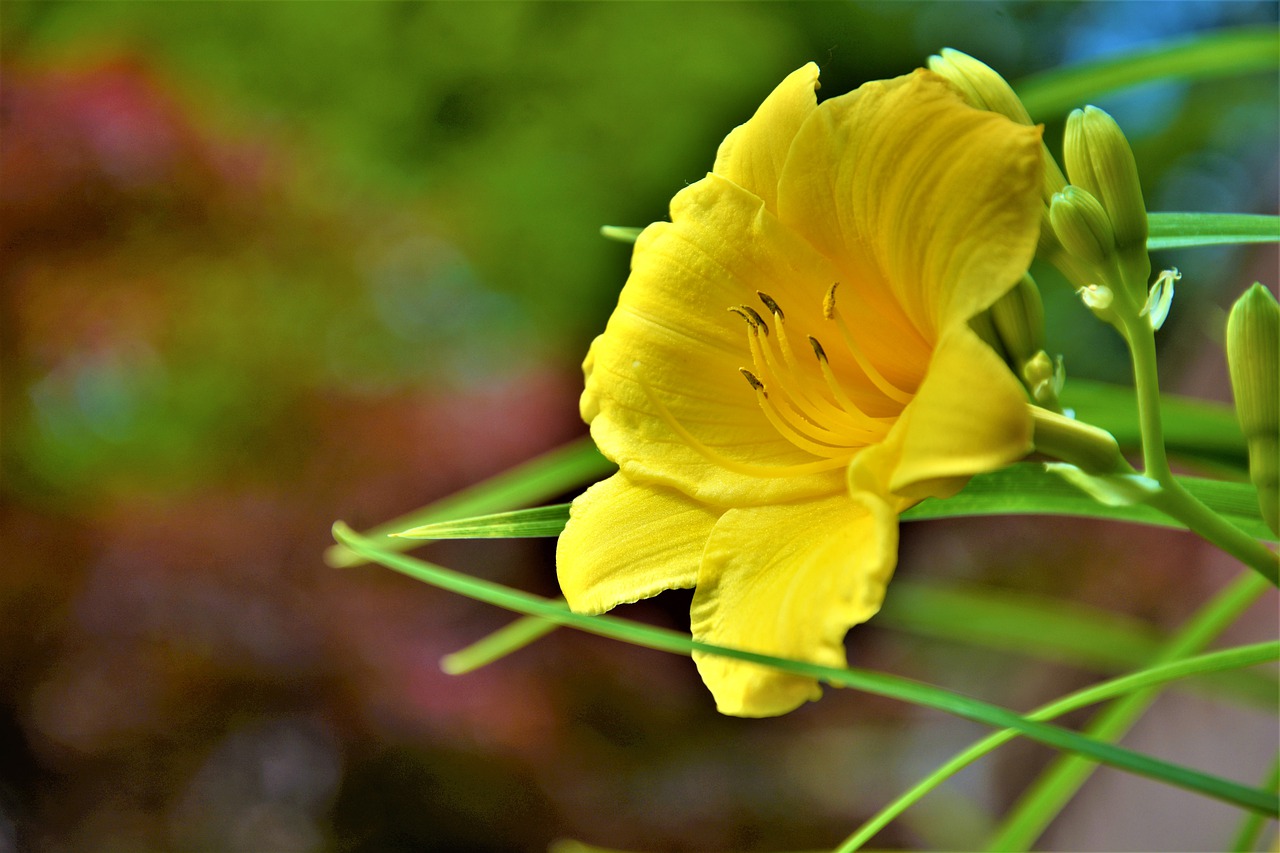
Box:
[333,523,1280,818]
[601,215,1278,254]
[835,638,1280,852]
[1014,26,1279,120]
[441,612,560,675]
[391,465,1272,542]
[1062,380,1246,471]
[1231,753,1280,852]
[324,436,612,567]
[1148,213,1280,251]
[985,570,1275,850]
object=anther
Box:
[808,336,827,361]
[823,282,840,320]
[757,291,785,320]
[729,305,769,335]
[739,368,765,393]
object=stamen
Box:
[739,371,856,459]
[729,305,768,335]
[809,335,892,435]
[743,322,875,439]
[757,291,785,320]
[635,370,850,477]
[825,282,914,405]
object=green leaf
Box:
[1062,380,1247,470]
[1015,26,1279,120]
[389,464,1273,543]
[324,436,612,567]
[876,582,1276,708]
[986,570,1273,850]
[836,637,1280,852]
[332,523,1280,818]
[1147,213,1280,251]
[397,504,572,540]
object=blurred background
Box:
[1,2,1277,851]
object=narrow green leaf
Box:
[1231,753,1280,852]
[1062,380,1246,469]
[836,638,1280,852]
[878,582,1277,708]
[333,524,1280,818]
[901,465,1274,541]
[324,436,612,567]
[1015,26,1279,120]
[1148,213,1280,251]
[441,613,560,675]
[986,570,1273,850]
[397,504,572,540]
[384,464,1273,543]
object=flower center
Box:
[732,286,910,461]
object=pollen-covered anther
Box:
[729,305,769,335]
[757,291,785,319]
[823,282,839,320]
[739,368,766,393]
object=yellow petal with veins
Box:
[690,491,898,717]
[557,473,721,613]
[778,69,1043,345]
[713,62,820,211]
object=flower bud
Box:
[928,48,1031,125]
[1226,283,1279,535]
[929,49,1068,210]
[1049,185,1115,266]
[990,273,1045,368]
[1023,351,1065,412]
[1063,106,1150,289]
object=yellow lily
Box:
[557,64,1044,716]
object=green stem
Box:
[985,570,1273,851]
[1123,315,1172,479]
[1120,315,1279,585]
[1149,479,1279,585]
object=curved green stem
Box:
[1122,315,1172,479]
[1119,314,1279,584]
[1149,478,1279,585]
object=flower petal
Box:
[582,172,848,507]
[777,69,1043,343]
[713,63,820,211]
[852,326,1033,502]
[557,473,721,613]
[689,492,898,717]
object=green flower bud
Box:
[1023,350,1065,412]
[930,48,1069,221]
[990,273,1046,368]
[928,48,1032,125]
[1049,185,1115,266]
[1063,106,1150,290]
[1226,283,1279,535]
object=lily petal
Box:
[777,69,1043,344]
[690,492,898,717]
[713,63,821,211]
[853,326,1033,502]
[557,473,721,613]
[583,172,848,507]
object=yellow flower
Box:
[557,64,1043,716]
